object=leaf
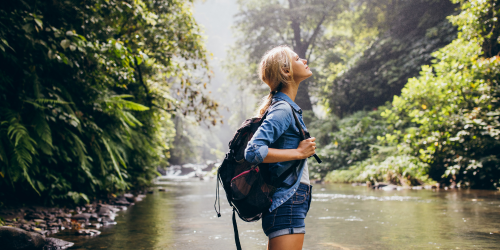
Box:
[1,39,14,52]
[102,138,123,181]
[65,30,74,36]
[34,18,43,28]
[60,39,70,49]
[139,51,149,60]
[135,56,142,65]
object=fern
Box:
[102,137,124,182]
[4,116,39,195]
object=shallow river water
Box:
[55,180,500,250]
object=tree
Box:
[229,0,348,110]
[0,0,218,205]
[320,0,457,117]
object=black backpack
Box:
[214,101,321,250]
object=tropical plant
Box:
[0,0,218,205]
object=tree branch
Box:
[304,13,327,59]
[289,0,303,54]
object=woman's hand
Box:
[296,137,316,159]
[261,137,316,163]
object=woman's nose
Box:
[302,59,307,64]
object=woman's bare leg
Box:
[267,234,304,250]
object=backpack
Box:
[214,101,321,250]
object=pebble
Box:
[0,191,147,242]
[77,229,101,236]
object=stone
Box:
[56,213,72,219]
[76,229,101,236]
[44,214,55,220]
[72,213,91,220]
[33,219,45,223]
[123,193,135,202]
[117,206,128,211]
[0,226,46,250]
[25,213,44,220]
[372,183,389,189]
[113,198,130,206]
[101,215,115,222]
[44,237,74,249]
[381,184,398,191]
[48,223,60,228]
[88,223,102,229]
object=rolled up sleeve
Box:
[244,102,292,164]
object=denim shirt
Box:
[244,92,308,212]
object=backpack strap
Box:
[262,102,321,185]
[290,109,322,164]
[232,208,242,250]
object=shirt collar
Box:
[272,92,302,113]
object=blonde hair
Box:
[256,45,295,117]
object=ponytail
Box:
[255,45,294,117]
[256,82,283,117]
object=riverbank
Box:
[0,192,147,249]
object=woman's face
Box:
[290,52,312,83]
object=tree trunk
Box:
[294,47,313,110]
[295,80,313,111]
[289,0,313,110]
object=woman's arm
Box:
[262,137,316,163]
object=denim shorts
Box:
[261,183,312,239]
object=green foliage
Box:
[228,0,350,110]
[319,0,500,189]
[0,0,218,205]
[371,0,500,189]
[321,0,457,117]
[325,154,434,186]
[308,109,389,178]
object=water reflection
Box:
[56,181,500,249]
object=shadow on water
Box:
[55,181,500,250]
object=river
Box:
[54,180,500,249]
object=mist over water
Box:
[55,181,500,249]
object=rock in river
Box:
[72,213,91,221]
[0,226,45,250]
[44,237,74,249]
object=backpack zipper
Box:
[230,167,259,182]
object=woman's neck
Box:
[280,82,299,101]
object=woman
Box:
[244,45,316,250]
